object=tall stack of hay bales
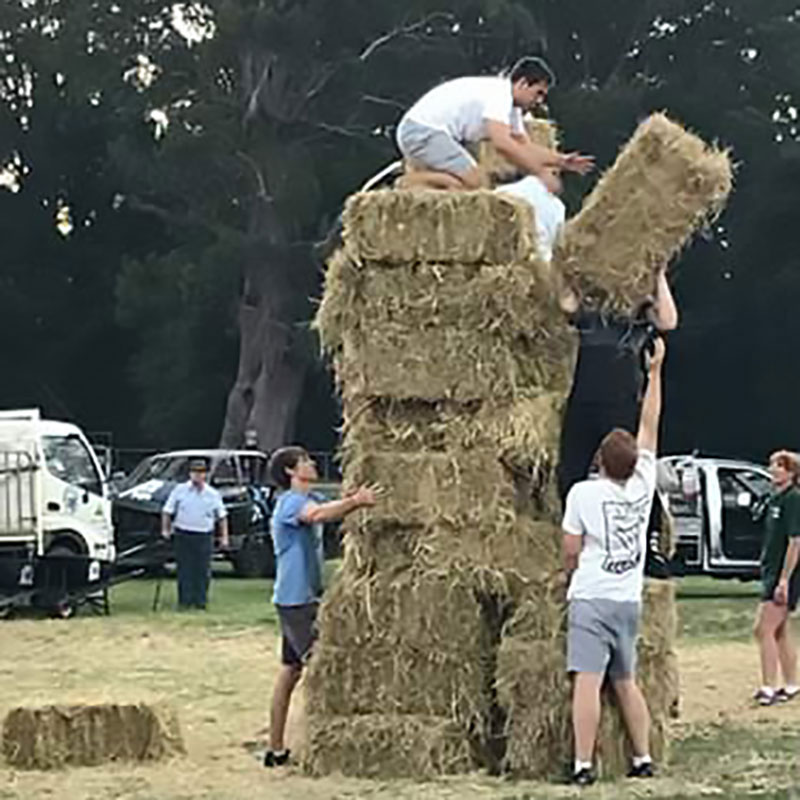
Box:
[307,112,731,781]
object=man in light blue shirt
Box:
[264,446,378,768]
[162,458,228,610]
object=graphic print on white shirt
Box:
[563,450,657,603]
[601,495,650,575]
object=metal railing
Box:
[0,450,38,537]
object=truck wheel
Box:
[44,544,78,619]
[232,536,275,579]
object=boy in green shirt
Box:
[753,450,800,706]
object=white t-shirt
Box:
[404,76,525,144]
[496,176,566,262]
[563,450,657,603]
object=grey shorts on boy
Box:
[396,117,477,176]
[567,598,641,679]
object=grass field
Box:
[1,571,800,799]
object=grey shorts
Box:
[276,603,318,667]
[567,598,641,679]
[396,117,477,176]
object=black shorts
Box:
[761,579,800,612]
[276,603,319,667]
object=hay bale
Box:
[342,190,536,266]
[473,117,561,186]
[640,579,678,652]
[555,112,733,312]
[317,255,559,355]
[336,325,574,402]
[305,568,493,725]
[2,703,184,770]
[496,636,572,778]
[303,713,475,779]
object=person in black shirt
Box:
[557,268,678,575]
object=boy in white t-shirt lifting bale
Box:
[396,57,593,190]
[562,337,666,786]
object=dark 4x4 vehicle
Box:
[113,449,276,577]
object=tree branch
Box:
[359,11,456,62]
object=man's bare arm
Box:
[486,121,594,176]
[563,533,583,575]
[637,338,666,453]
[649,269,679,331]
[217,517,230,549]
[161,512,172,539]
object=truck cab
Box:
[661,455,772,579]
[0,409,114,563]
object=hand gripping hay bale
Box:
[304,568,494,726]
[2,703,184,770]
[342,190,536,266]
[554,112,732,312]
[303,714,475,779]
[472,117,560,186]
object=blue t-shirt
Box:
[271,489,324,606]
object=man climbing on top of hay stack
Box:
[396,56,593,190]
[563,337,666,786]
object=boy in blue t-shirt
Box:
[264,446,378,768]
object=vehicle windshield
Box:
[130,456,192,484]
[42,434,102,491]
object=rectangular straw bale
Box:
[596,704,669,777]
[305,568,492,724]
[337,324,574,403]
[473,117,560,185]
[343,190,535,266]
[2,703,184,770]
[344,448,518,530]
[496,636,572,778]
[343,394,563,461]
[638,644,680,720]
[303,713,475,779]
[555,112,733,312]
[640,579,678,651]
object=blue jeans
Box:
[174,530,213,608]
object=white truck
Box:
[0,409,115,613]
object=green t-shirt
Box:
[761,486,800,586]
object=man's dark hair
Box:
[510,56,556,88]
[268,446,309,490]
[598,429,638,482]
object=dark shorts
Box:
[761,579,800,612]
[276,603,319,667]
[567,598,641,679]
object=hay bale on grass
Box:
[555,112,733,312]
[342,190,536,266]
[2,703,184,770]
[305,568,493,725]
[303,714,475,779]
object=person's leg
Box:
[611,678,651,758]
[195,533,213,609]
[269,662,302,752]
[397,170,466,191]
[572,672,604,764]
[557,398,602,506]
[777,615,798,689]
[398,121,482,191]
[754,600,788,693]
[173,533,191,608]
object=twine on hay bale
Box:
[342,190,536,266]
[2,703,184,770]
[303,713,475,779]
[555,112,733,313]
